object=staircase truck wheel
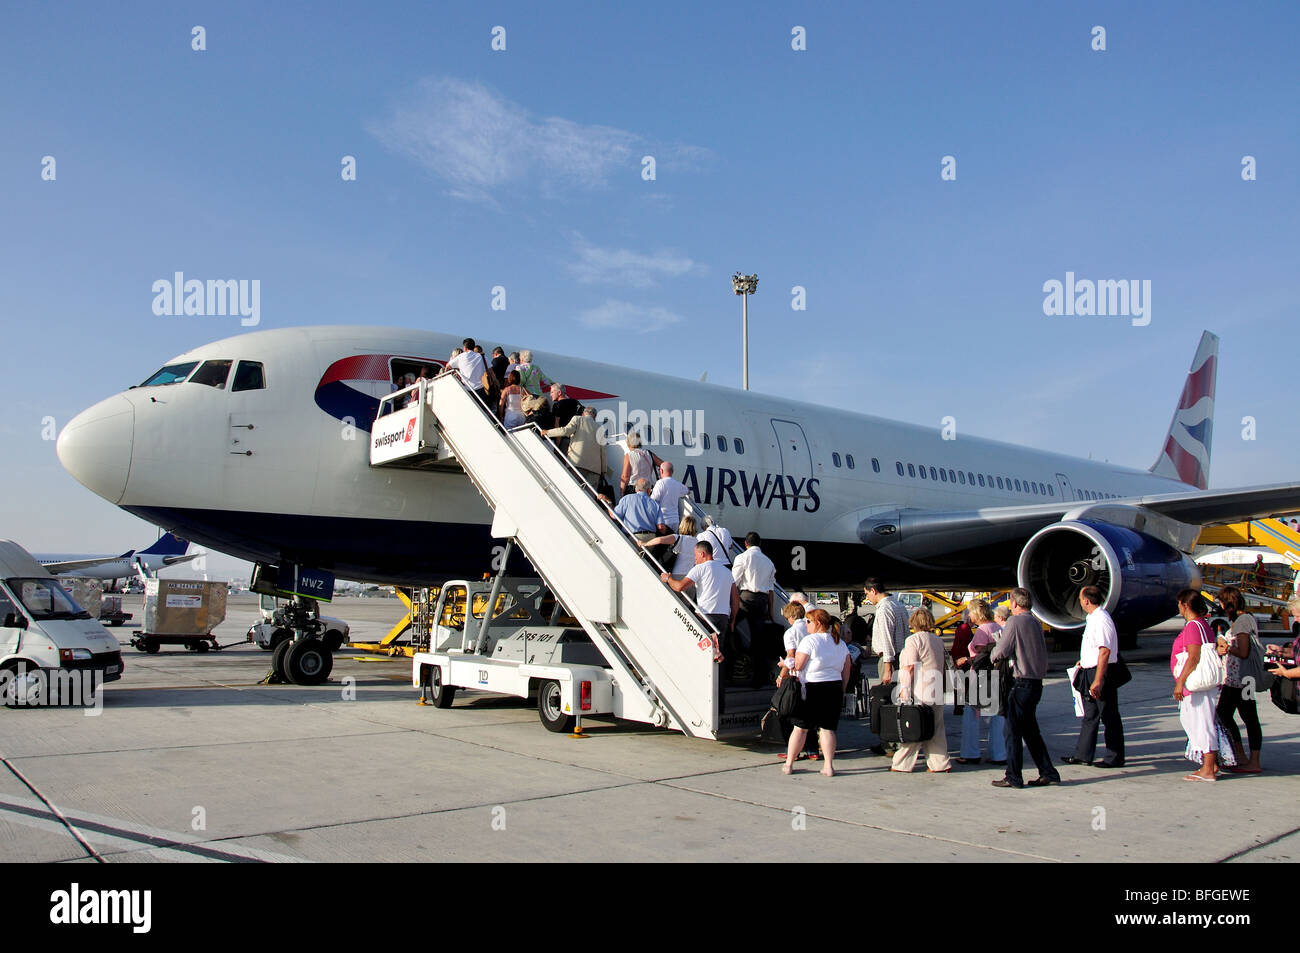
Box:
[537,679,575,733]
[285,639,332,685]
[422,665,456,708]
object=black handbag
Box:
[878,703,935,743]
[867,682,895,734]
[771,675,801,718]
[1270,675,1299,715]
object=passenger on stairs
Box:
[544,406,606,488]
[661,540,736,663]
[515,350,552,397]
[619,431,662,497]
[549,384,581,428]
[499,371,527,428]
[639,514,700,580]
[651,461,691,529]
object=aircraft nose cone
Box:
[57,395,134,504]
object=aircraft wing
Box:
[161,552,202,567]
[42,555,130,574]
[861,481,1300,565]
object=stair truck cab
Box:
[0,540,123,703]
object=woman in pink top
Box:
[1171,589,1222,782]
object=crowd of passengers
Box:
[403,339,1300,784]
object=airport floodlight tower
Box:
[732,272,758,390]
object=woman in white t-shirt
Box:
[777,602,819,760]
[783,608,851,777]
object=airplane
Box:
[55,326,1298,636]
[40,532,201,586]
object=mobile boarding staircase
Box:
[369,371,768,739]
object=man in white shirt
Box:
[662,539,737,663]
[447,337,488,400]
[1063,585,1125,768]
[696,520,735,567]
[651,461,691,530]
[732,532,778,688]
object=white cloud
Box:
[368,77,710,200]
[568,236,702,288]
[578,299,684,334]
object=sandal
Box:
[1183,773,1216,782]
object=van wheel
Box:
[285,639,332,685]
[422,666,455,708]
[538,679,575,733]
[1,661,38,709]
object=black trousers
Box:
[738,592,772,687]
[1005,678,1059,786]
[1073,667,1125,762]
[1217,685,1262,753]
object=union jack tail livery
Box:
[1149,330,1218,490]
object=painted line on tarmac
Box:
[0,793,305,863]
[2,760,102,862]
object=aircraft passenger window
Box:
[717,436,728,452]
[896,462,904,476]
[968,471,976,485]
[918,466,927,480]
[872,458,880,473]
[832,453,841,468]
[231,361,266,392]
[907,464,915,478]
[138,361,198,387]
[1032,483,1040,495]
[958,471,966,485]
[665,429,674,445]
[190,360,232,389]
[683,431,693,446]
[702,434,710,450]
[846,454,855,469]
[734,438,744,454]
[1014,479,1022,492]
[1049,485,1055,497]
[996,477,1004,489]
[978,474,985,487]
[929,466,938,481]
[939,468,948,482]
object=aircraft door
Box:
[771,419,813,506]
[1055,473,1077,502]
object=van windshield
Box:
[8,579,92,621]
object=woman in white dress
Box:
[498,370,526,428]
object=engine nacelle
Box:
[1017,520,1200,633]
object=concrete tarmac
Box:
[0,594,1296,863]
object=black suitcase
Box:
[877,703,936,743]
[868,683,896,735]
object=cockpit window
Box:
[190,360,232,389]
[231,361,265,392]
[138,361,198,387]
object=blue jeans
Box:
[961,706,1007,761]
[1004,679,1059,786]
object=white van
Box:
[0,540,123,698]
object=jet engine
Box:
[1017,519,1199,633]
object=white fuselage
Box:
[56,326,1192,587]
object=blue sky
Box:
[1,0,1296,571]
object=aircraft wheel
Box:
[323,631,344,652]
[270,639,292,682]
[285,638,332,686]
[421,665,455,708]
[537,679,575,733]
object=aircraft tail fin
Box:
[1149,330,1218,490]
[139,532,189,557]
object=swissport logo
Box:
[373,418,417,451]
